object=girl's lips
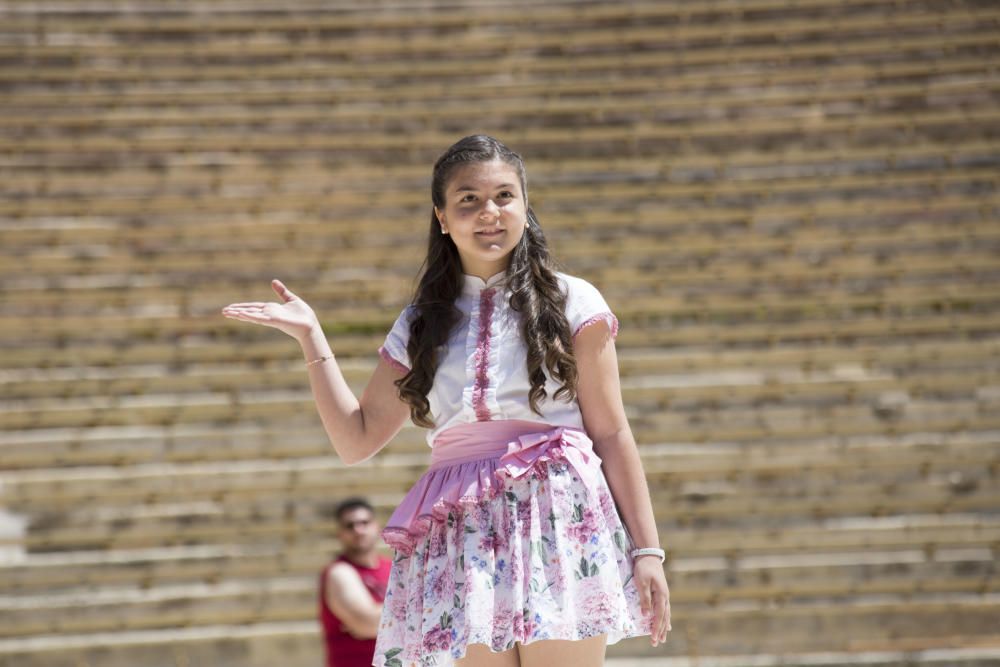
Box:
[477,229,504,236]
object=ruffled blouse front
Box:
[379,270,619,447]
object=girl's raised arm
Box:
[222,279,411,465]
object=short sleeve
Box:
[564,274,619,341]
[378,305,415,374]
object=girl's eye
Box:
[461,194,476,203]
[499,191,514,199]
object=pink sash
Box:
[381,420,602,554]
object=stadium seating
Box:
[1,0,998,665]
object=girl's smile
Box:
[476,228,505,241]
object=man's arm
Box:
[325,562,383,639]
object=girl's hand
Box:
[221,279,319,342]
[634,555,671,647]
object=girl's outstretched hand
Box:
[221,279,320,342]
[634,555,671,647]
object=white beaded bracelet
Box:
[630,547,666,563]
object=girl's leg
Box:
[516,634,608,667]
[455,642,521,667]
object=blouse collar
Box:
[462,269,508,295]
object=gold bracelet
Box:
[305,355,334,367]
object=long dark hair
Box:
[395,135,578,428]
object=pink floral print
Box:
[372,459,654,667]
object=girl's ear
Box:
[435,207,447,231]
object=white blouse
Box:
[378,270,619,447]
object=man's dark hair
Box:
[333,496,374,523]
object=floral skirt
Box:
[372,420,660,667]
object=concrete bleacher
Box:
[1,0,999,665]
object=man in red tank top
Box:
[318,497,393,667]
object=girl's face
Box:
[434,159,528,280]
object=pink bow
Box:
[498,426,602,484]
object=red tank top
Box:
[318,553,393,667]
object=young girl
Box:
[222,135,671,666]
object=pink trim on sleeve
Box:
[572,311,619,340]
[378,345,410,374]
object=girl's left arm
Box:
[574,321,671,646]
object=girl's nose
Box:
[481,199,501,219]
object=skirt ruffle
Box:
[373,421,661,667]
[380,427,589,555]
